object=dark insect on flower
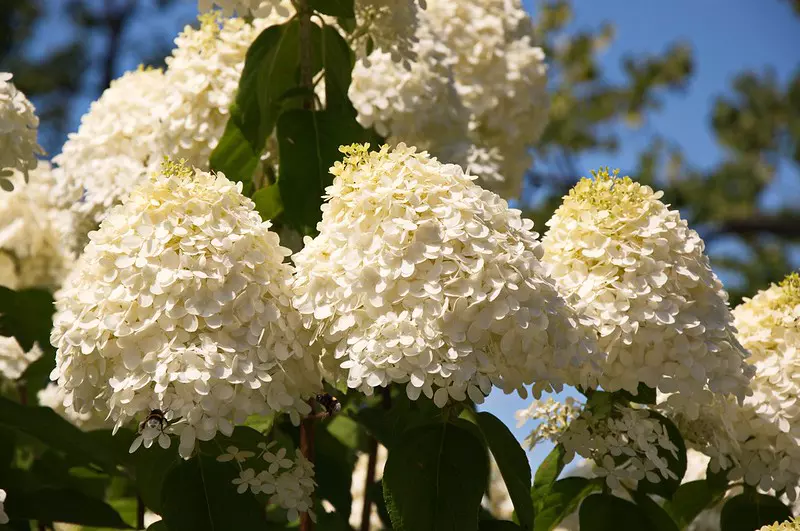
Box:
[139,408,167,433]
[316,394,342,417]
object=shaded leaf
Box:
[532,477,602,531]
[720,491,792,531]
[615,383,656,405]
[160,455,267,531]
[635,411,687,499]
[475,412,533,530]
[130,443,180,513]
[309,0,354,17]
[4,486,130,528]
[480,522,523,530]
[579,493,649,531]
[632,491,679,531]
[0,287,54,352]
[383,422,488,531]
[315,421,356,519]
[252,185,284,221]
[663,480,725,528]
[533,445,566,489]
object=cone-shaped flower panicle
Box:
[293,144,601,407]
[541,169,753,414]
[0,72,43,187]
[50,161,321,458]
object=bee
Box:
[315,394,342,417]
[139,408,168,433]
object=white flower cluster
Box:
[352,0,424,65]
[0,73,43,188]
[53,13,281,251]
[542,169,754,417]
[559,404,680,491]
[52,67,169,252]
[0,337,41,381]
[221,442,316,522]
[349,0,548,197]
[293,144,600,406]
[728,274,800,498]
[0,163,74,291]
[758,521,800,531]
[515,396,582,448]
[197,0,291,17]
[50,162,321,459]
[0,489,7,525]
[37,383,110,430]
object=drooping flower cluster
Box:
[349,0,548,197]
[515,396,582,448]
[0,72,43,189]
[50,162,321,458]
[541,169,754,417]
[293,144,601,406]
[0,337,41,381]
[37,383,110,431]
[726,274,800,498]
[52,68,169,252]
[0,163,74,291]
[219,441,316,522]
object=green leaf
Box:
[355,392,441,449]
[252,185,284,221]
[0,396,117,473]
[309,0,354,17]
[533,445,566,490]
[635,411,687,499]
[276,108,379,234]
[326,415,366,451]
[210,21,302,186]
[579,494,649,531]
[383,422,488,531]
[4,487,130,528]
[615,383,656,405]
[130,443,180,513]
[479,522,523,530]
[315,421,356,519]
[720,491,792,531]
[368,479,392,528]
[631,491,679,531]
[160,455,267,531]
[19,346,56,403]
[475,412,533,530]
[147,523,169,531]
[0,287,54,352]
[663,479,725,528]
[532,477,602,531]
[319,25,354,109]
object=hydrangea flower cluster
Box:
[0,72,43,189]
[197,0,291,17]
[515,396,582,448]
[562,405,679,490]
[293,144,601,406]
[352,0,424,65]
[50,162,321,458]
[220,441,316,523]
[0,337,41,381]
[52,68,169,252]
[727,274,800,498]
[349,0,548,197]
[0,163,74,291]
[541,169,754,417]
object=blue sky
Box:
[26,0,800,469]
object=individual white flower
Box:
[197,0,291,17]
[129,424,172,453]
[50,161,322,459]
[0,164,74,290]
[293,144,601,406]
[52,68,169,251]
[160,12,289,170]
[217,445,255,463]
[0,72,43,186]
[0,337,41,381]
[516,396,582,448]
[349,444,387,529]
[37,383,111,430]
[0,488,8,525]
[233,468,261,494]
[541,169,754,416]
